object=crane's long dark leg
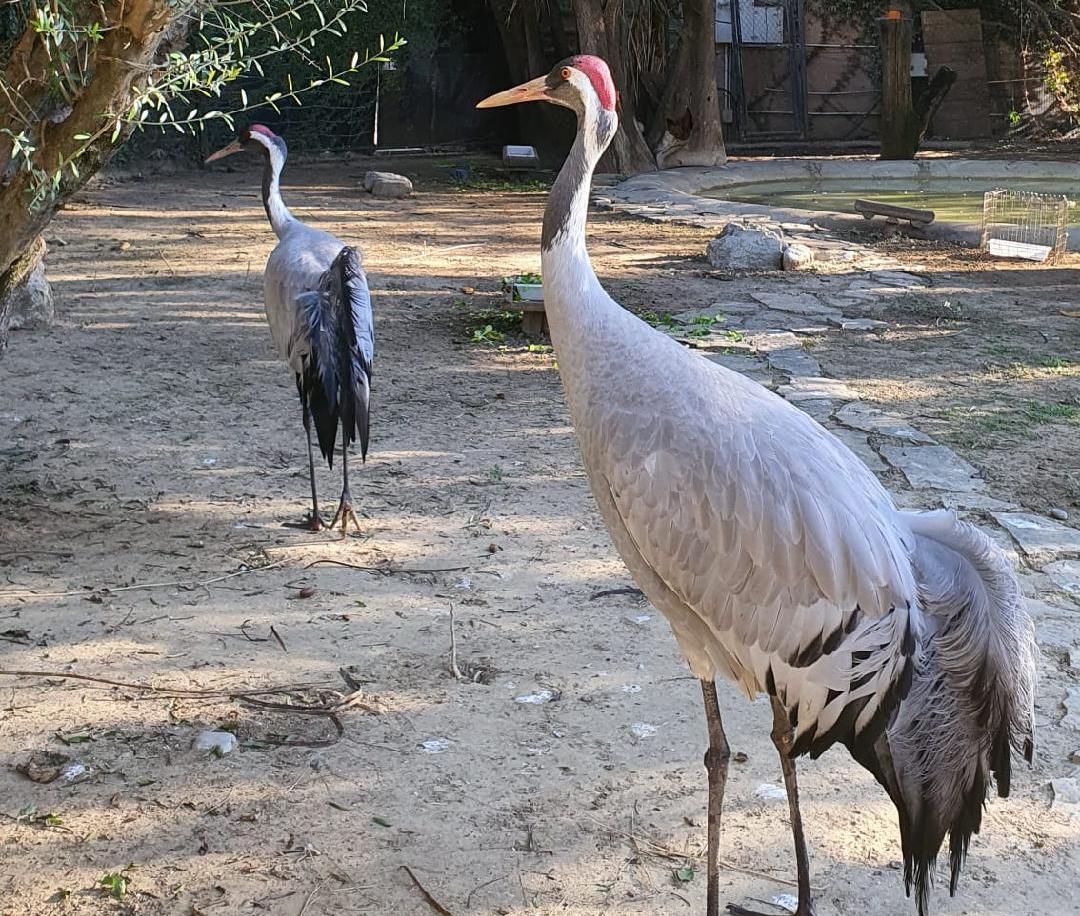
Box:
[727,697,816,916]
[328,437,361,536]
[702,679,731,916]
[286,379,325,531]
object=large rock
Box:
[363,170,413,199]
[8,260,53,330]
[706,223,783,271]
[0,235,53,350]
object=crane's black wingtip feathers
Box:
[297,245,374,466]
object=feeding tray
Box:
[854,198,935,230]
[503,144,540,170]
[986,238,1052,262]
[503,278,547,337]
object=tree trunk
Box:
[0,0,194,354]
[878,10,919,159]
[652,0,726,168]
[572,0,655,174]
[487,0,575,160]
[915,66,957,142]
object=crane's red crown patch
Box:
[570,56,617,111]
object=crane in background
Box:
[206,125,374,534]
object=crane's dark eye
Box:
[560,67,572,81]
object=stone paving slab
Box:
[1044,560,1080,600]
[870,270,929,288]
[766,348,821,377]
[793,400,836,423]
[831,428,887,473]
[750,291,840,319]
[992,513,1080,562]
[841,318,889,331]
[939,492,1019,512]
[879,444,985,492]
[779,376,862,402]
[745,330,802,352]
[834,402,935,443]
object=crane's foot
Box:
[328,490,361,536]
[283,511,327,532]
[727,900,816,916]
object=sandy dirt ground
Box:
[0,158,1077,916]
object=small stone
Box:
[1044,560,1080,599]
[1050,507,1070,521]
[193,730,237,756]
[782,243,815,271]
[1068,750,1080,764]
[16,750,71,784]
[705,223,783,271]
[880,444,984,492]
[1069,647,1080,675]
[991,512,1080,562]
[779,376,861,402]
[363,170,413,199]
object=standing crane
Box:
[206,125,373,533]
[478,58,1036,916]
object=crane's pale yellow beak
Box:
[205,139,244,164]
[476,76,550,109]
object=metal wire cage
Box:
[981,188,1069,263]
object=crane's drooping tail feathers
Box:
[297,246,374,466]
[849,510,1036,916]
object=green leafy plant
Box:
[98,871,129,900]
[471,324,504,343]
[1,1,405,213]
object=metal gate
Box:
[728,0,808,140]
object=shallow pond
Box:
[705,178,1080,225]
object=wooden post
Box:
[878,9,918,160]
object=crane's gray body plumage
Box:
[256,131,374,466]
[529,62,1036,915]
[208,124,373,531]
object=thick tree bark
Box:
[878,12,918,159]
[572,0,655,174]
[0,0,193,353]
[652,0,726,168]
[915,66,957,142]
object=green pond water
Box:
[706,178,1080,225]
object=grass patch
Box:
[892,292,967,323]
[939,399,1079,447]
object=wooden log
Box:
[854,199,935,226]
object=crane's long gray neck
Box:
[262,143,294,238]
[541,109,615,252]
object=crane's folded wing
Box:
[599,383,917,664]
